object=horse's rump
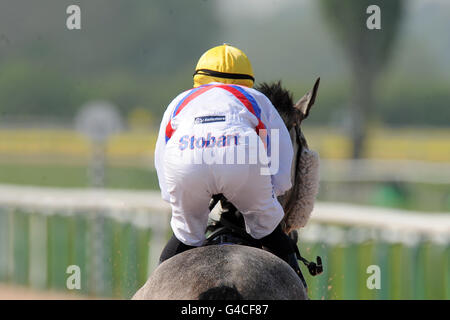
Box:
[132,245,307,300]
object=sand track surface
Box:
[0,284,95,300]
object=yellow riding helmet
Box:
[193,44,255,88]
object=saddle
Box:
[204,194,323,286]
[204,194,261,248]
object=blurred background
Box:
[0,0,448,299]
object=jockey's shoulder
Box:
[240,85,275,108]
[235,84,262,97]
[232,84,273,105]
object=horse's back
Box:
[132,245,307,300]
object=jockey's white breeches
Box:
[163,126,285,246]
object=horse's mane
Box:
[254,81,295,122]
[255,81,320,233]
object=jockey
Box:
[155,44,303,280]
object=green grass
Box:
[318,181,450,212]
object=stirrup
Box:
[288,234,323,276]
[295,246,323,276]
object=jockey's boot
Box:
[159,234,196,264]
[260,224,308,289]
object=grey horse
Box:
[133,79,320,300]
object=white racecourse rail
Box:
[0,184,448,239]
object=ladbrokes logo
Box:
[194,115,226,124]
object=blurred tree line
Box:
[0,0,449,132]
[0,0,219,122]
[319,0,404,158]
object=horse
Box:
[132,79,321,300]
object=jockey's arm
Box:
[155,92,189,202]
[155,107,171,202]
[254,93,294,197]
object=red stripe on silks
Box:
[165,119,174,142]
[165,85,216,142]
[257,124,268,150]
[174,85,215,117]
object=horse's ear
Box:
[294,77,320,121]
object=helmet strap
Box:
[193,69,255,82]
